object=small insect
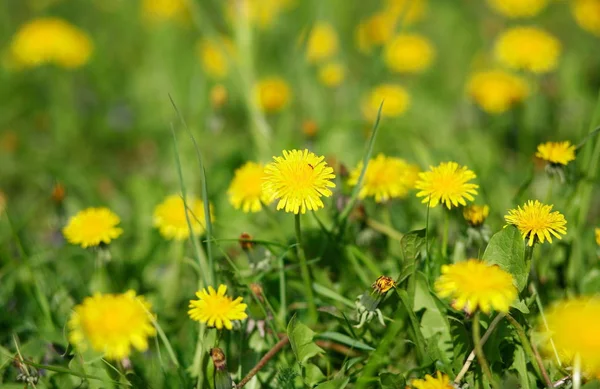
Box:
[308,163,314,169]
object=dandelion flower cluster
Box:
[63,207,123,248]
[318,62,345,87]
[305,22,338,63]
[348,154,420,203]
[435,259,517,314]
[254,77,291,113]
[467,70,529,114]
[504,200,567,246]
[362,84,410,121]
[410,371,454,389]
[463,205,490,227]
[383,33,435,74]
[495,26,561,73]
[535,141,576,166]
[196,38,234,79]
[572,0,600,36]
[68,291,156,360]
[188,284,248,330]
[263,149,336,214]
[227,162,270,213]
[415,162,479,209]
[153,195,214,240]
[487,0,548,18]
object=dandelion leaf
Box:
[287,315,324,364]
[482,225,528,292]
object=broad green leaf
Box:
[396,289,430,364]
[582,381,600,389]
[315,377,350,389]
[581,269,600,294]
[511,299,530,314]
[482,226,527,292]
[304,363,326,387]
[379,372,406,388]
[511,346,531,389]
[317,332,375,351]
[287,315,324,364]
[401,229,426,264]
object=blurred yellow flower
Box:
[254,77,291,113]
[596,227,600,246]
[305,22,338,63]
[495,26,561,73]
[467,70,529,114]
[410,371,454,389]
[504,200,567,246]
[153,195,214,240]
[535,141,576,165]
[68,291,156,360]
[210,84,228,108]
[463,205,490,227]
[188,284,248,330]
[541,297,600,377]
[10,18,92,69]
[355,12,397,53]
[415,162,479,209]
[348,154,420,203]
[572,0,600,36]
[435,259,517,314]
[141,0,188,23]
[227,162,270,213]
[196,38,234,79]
[263,149,336,214]
[362,84,410,121]
[226,0,295,30]
[384,33,435,74]
[487,0,548,18]
[385,0,427,25]
[63,207,123,248]
[318,62,345,87]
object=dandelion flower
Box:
[463,205,490,227]
[596,228,600,246]
[362,84,410,121]
[415,162,479,209]
[355,12,397,53]
[263,149,336,214]
[254,77,291,113]
[467,70,529,114]
[318,62,345,87]
[63,207,123,248]
[68,291,156,360]
[372,276,397,294]
[504,200,567,246]
[385,0,427,25]
[487,0,548,18]
[10,18,92,69]
[495,26,561,73]
[384,33,435,74]
[305,22,338,63]
[535,141,576,166]
[348,154,420,203]
[572,0,600,36]
[188,284,248,330]
[142,0,188,23]
[153,195,214,241]
[541,297,600,377]
[196,38,234,79]
[435,259,517,314]
[410,371,454,389]
[227,162,270,213]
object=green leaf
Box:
[482,225,528,292]
[401,229,426,264]
[287,315,324,364]
[396,289,430,364]
[582,381,600,389]
[313,283,356,309]
[317,332,375,351]
[314,377,350,389]
[379,372,406,388]
[304,363,326,387]
[511,346,531,389]
[511,299,530,314]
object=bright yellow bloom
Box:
[263,149,336,214]
[362,84,410,121]
[415,162,479,209]
[495,26,561,73]
[467,70,529,114]
[535,141,576,166]
[318,62,345,87]
[196,38,234,79]
[228,162,270,213]
[68,291,156,360]
[10,18,92,69]
[572,0,600,36]
[141,0,188,23]
[595,227,600,246]
[372,276,397,294]
[63,207,123,248]
[355,12,397,53]
[153,195,214,240]
[504,200,567,246]
[435,259,517,314]
[305,22,338,63]
[384,33,435,74]
[188,284,248,330]
[487,0,548,18]
[254,77,291,113]
[385,0,427,25]
[348,154,420,203]
[541,297,600,377]
[463,205,490,227]
[410,371,454,389]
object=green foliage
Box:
[482,225,528,292]
[287,315,324,365]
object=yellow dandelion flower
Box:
[596,227,600,246]
[263,149,336,215]
[415,162,479,209]
[10,18,92,69]
[435,259,517,314]
[153,195,214,241]
[305,22,339,63]
[348,154,420,203]
[463,205,490,227]
[63,207,123,248]
[504,200,567,246]
[541,297,600,377]
[227,162,270,213]
[188,284,248,330]
[141,0,188,23]
[572,0,600,36]
[372,276,397,294]
[467,70,529,114]
[383,33,435,74]
[385,0,427,25]
[535,141,576,166]
[495,26,561,73]
[355,12,397,53]
[362,84,411,121]
[410,371,454,389]
[196,38,234,79]
[318,62,345,87]
[254,77,291,113]
[487,0,548,18]
[68,291,156,360]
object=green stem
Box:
[472,312,499,389]
[193,324,206,389]
[442,210,449,260]
[573,354,582,389]
[295,214,317,323]
[279,254,287,324]
[506,314,550,388]
[424,201,431,280]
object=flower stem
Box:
[278,254,287,325]
[295,213,317,323]
[472,312,499,389]
[573,354,582,389]
[236,335,289,389]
